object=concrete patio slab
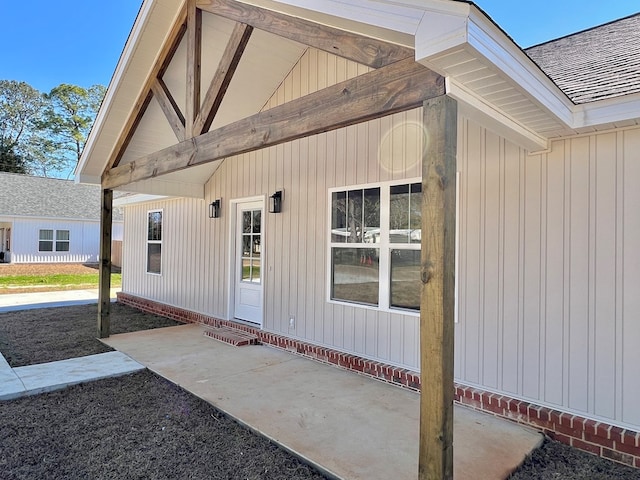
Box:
[103,324,543,480]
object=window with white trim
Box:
[39,229,70,252]
[146,210,162,274]
[329,180,422,312]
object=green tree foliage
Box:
[0,80,105,178]
[40,84,106,173]
[0,143,28,174]
[0,80,45,151]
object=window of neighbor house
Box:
[39,229,70,252]
[55,230,70,252]
[329,180,421,312]
[147,210,162,274]
[39,229,54,252]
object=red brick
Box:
[571,438,602,456]
[602,448,635,467]
[610,426,624,443]
[584,432,615,449]
[615,440,640,457]
[622,431,640,447]
[550,410,562,426]
[555,421,583,439]
[547,432,572,446]
[517,402,529,415]
[635,457,640,469]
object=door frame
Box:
[227,195,266,327]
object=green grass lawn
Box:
[0,273,122,290]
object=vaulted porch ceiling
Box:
[84,0,438,196]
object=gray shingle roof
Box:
[0,172,123,221]
[525,13,640,104]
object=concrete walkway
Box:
[0,288,119,312]
[0,351,145,400]
[103,324,543,480]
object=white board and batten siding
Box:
[456,119,640,431]
[120,46,640,431]
[121,48,422,369]
[9,217,124,264]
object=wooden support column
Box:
[97,188,113,339]
[419,95,457,480]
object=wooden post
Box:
[98,188,113,339]
[185,0,202,139]
[419,95,457,480]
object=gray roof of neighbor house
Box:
[0,172,123,221]
[525,13,640,104]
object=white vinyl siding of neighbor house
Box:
[456,119,640,431]
[8,218,124,263]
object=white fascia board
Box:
[265,0,425,36]
[464,8,574,127]
[574,92,640,128]
[77,0,157,178]
[447,78,548,152]
[74,173,102,186]
[414,4,575,132]
[114,194,170,207]
[414,1,470,61]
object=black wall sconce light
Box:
[209,199,221,218]
[269,190,282,214]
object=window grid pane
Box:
[331,247,379,306]
[390,249,421,310]
[39,230,54,241]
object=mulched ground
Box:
[0,301,639,479]
[0,303,179,367]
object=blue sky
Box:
[0,1,638,93]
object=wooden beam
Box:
[151,78,186,142]
[186,0,202,138]
[197,0,413,68]
[419,95,457,480]
[107,7,188,170]
[193,22,253,135]
[102,58,443,189]
[97,188,113,339]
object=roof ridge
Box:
[526,11,640,51]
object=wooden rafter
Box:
[193,22,253,135]
[102,58,443,189]
[196,0,413,68]
[186,0,202,138]
[107,6,188,170]
[151,78,186,142]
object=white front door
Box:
[234,201,263,325]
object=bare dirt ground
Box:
[0,302,639,479]
[0,263,101,276]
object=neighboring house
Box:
[0,173,124,263]
[77,0,640,467]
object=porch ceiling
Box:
[77,0,640,195]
